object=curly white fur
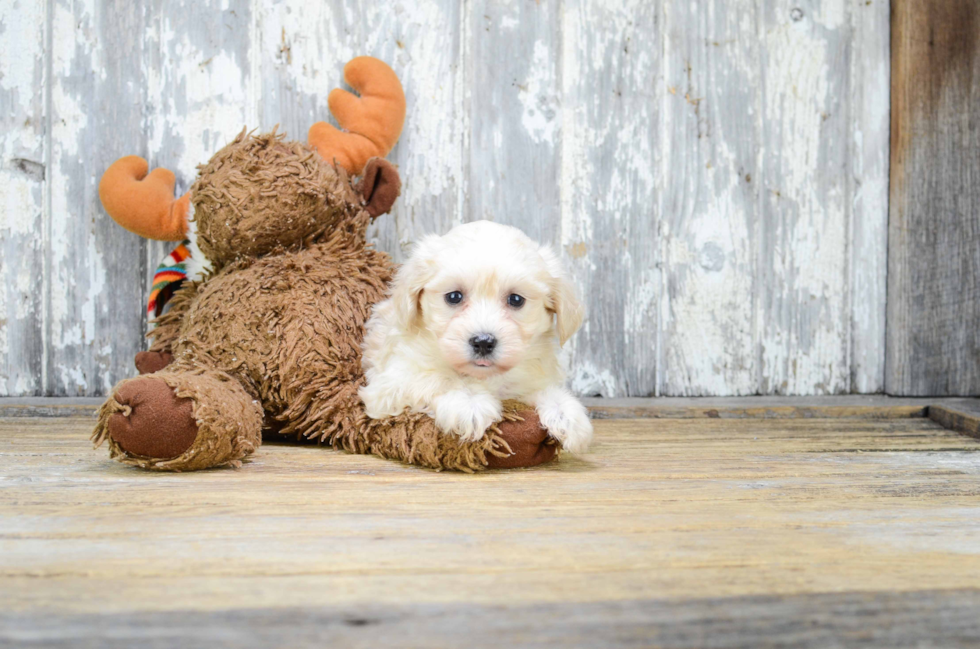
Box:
[359,220,593,453]
[183,203,214,282]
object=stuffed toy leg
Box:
[94,366,553,472]
[95,265,554,473]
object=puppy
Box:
[359,220,593,453]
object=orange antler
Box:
[308,57,406,175]
[98,156,190,241]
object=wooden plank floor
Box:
[2,415,980,647]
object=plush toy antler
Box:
[98,156,191,241]
[308,56,406,175]
[99,56,405,240]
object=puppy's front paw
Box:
[534,387,593,453]
[433,390,503,443]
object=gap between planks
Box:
[1,396,978,440]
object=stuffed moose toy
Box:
[92,57,558,472]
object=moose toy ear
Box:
[355,157,401,218]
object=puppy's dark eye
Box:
[445,291,464,305]
[507,294,525,308]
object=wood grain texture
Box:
[4,590,980,649]
[0,0,892,397]
[561,0,661,398]
[465,0,561,245]
[661,0,759,396]
[657,0,890,397]
[759,0,850,395]
[2,416,980,646]
[10,395,980,420]
[45,0,147,396]
[0,0,46,396]
[929,400,980,440]
[887,1,980,396]
[581,395,935,420]
[0,396,103,417]
[848,0,890,394]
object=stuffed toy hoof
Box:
[135,350,174,374]
[487,409,559,469]
[105,376,198,459]
[93,367,263,471]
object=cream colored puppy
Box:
[359,220,593,453]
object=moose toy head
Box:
[98,56,405,271]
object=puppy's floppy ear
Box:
[539,246,584,346]
[391,235,440,330]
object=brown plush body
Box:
[94,129,556,472]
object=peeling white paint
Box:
[49,74,91,352]
[813,0,846,30]
[2,178,41,236]
[59,364,87,392]
[847,0,890,393]
[0,2,45,99]
[48,0,103,396]
[0,0,46,396]
[561,0,660,397]
[392,0,467,218]
[570,360,619,398]
[145,23,252,179]
[558,3,593,249]
[760,3,851,395]
[518,40,559,145]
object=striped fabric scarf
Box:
[148,242,191,326]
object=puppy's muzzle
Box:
[469,333,497,358]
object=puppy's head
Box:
[390,221,584,378]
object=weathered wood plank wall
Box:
[0,0,45,395]
[0,0,890,397]
[887,0,980,396]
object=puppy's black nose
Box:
[469,333,497,357]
